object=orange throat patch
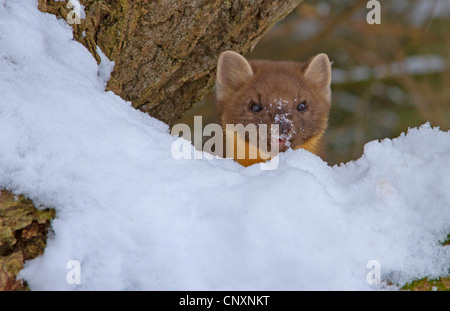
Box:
[226,128,324,167]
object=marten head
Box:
[215,51,332,158]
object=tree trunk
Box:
[38,0,302,125]
[0,190,55,291]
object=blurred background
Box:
[180,0,450,165]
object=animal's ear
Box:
[216,51,254,100]
[303,53,332,91]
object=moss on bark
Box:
[0,190,55,291]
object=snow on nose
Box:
[274,112,293,140]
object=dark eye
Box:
[297,101,307,112]
[250,102,262,113]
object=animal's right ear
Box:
[216,51,254,100]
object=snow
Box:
[0,1,449,291]
[332,55,447,83]
[58,0,85,20]
[410,0,450,25]
[96,46,115,87]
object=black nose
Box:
[278,121,292,135]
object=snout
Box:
[278,121,292,136]
[271,120,293,152]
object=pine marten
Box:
[215,51,332,167]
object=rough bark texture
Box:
[0,190,55,291]
[38,0,303,125]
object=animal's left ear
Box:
[303,53,332,98]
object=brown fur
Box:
[215,51,332,166]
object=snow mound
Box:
[0,1,449,290]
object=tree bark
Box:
[0,190,55,291]
[38,0,302,125]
